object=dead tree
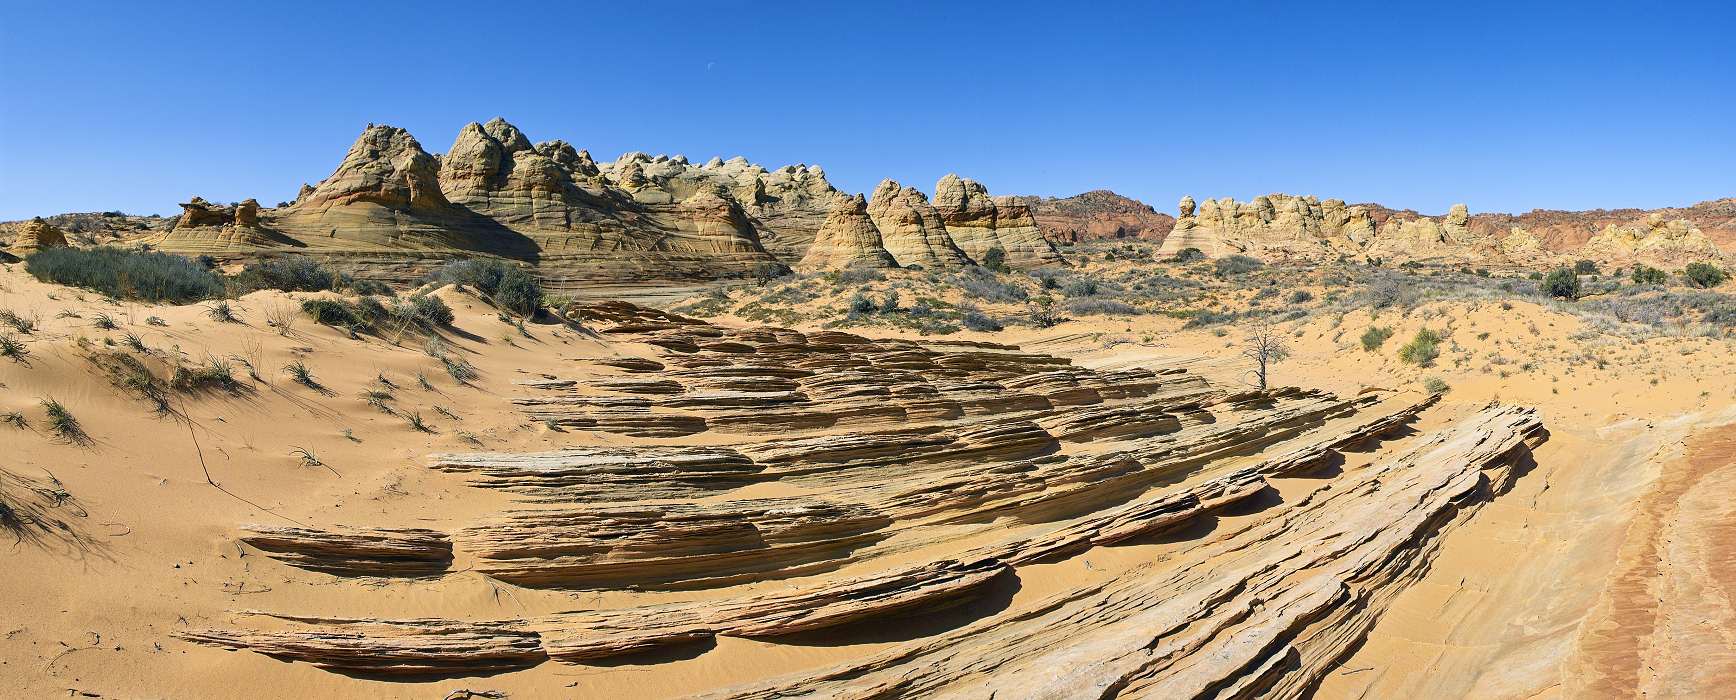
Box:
[1241,320,1291,391]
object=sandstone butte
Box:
[9,118,1729,277]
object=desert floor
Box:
[3,260,1733,699]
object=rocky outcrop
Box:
[931,174,1066,268]
[866,179,973,269]
[238,525,453,578]
[795,194,899,271]
[1578,213,1724,268]
[1013,189,1175,243]
[4,217,68,256]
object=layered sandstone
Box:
[3,217,69,256]
[866,179,973,269]
[932,174,1065,268]
[795,194,898,271]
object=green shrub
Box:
[1213,255,1263,277]
[1684,262,1728,289]
[1172,247,1205,263]
[1631,265,1668,285]
[1541,267,1581,300]
[1360,326,1394,352]
[961,308,1002,332]
[1573,260,1600,275]
[301,299,364,327]
[346,279,394,296]
[1397,329,1443,366]
[1422,376,1451,395]
[1289,290,1314,304]
[26,247,224,303]
[979,247,1009,273]
[404,294,454,327]
[230,256,337,293]
[428,260,542,315]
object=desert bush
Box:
[979,247,1010,273]
[1289,290,1314,304]
[1422,376,1451,395]
[301,299,365,327]
[1213,255,1263,277]
[1684,262,1728,289]
[955,267,1028,303]
[282,359,320,389]
[1064,298,1138,316]
[1397,329,1443,366]
[1172,247,1205,263]
[1061,277,1101,298]
[26,247,224,303]
[346,278,394,296]
[1365,277,1406,308]
[1542,267,1581,300]
[1631,265,1668,285]
[1029,295,1063,328]
[1360,326,1394,351]
[228,256,336,293]
[848,293,876,314]
[832,266,886,286]
[961,307,1002,332]
[402,294,454,328]
[1573,260,1600,275]
[428,259,544,315]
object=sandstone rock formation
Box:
[931,174,1066,268]
[4,217,69,256]
[180,301,1548,692]
[795,194,898,271]
[867,179,973,269]
[1577,213,1724,268]
[1012,189,1175,243]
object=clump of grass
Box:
[145,316,168,327]
[205,300,240,323]
[0,309,36,334]
[0,333,28,362]
[427,260,544,317]
[26,246,225,303]
[442,356,479,384]
[1398,329,1444,366]
[91,313,118,330]
[361,389,395,414]
[282,359,320,389]
[416,371,433,390]
[1,411,25,429]
[434,405,460,421]
[1359,326,1394,352]
[405,411,432,433]
[1422,376,1451,395]
[172,356,241,394]
[457,431,483,446]
[121,332,149,352]
[229,256,337,294]
[40,398,87,444]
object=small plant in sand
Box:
[979,247,1010,274]
[121,332,148,353]
[145,315,168,327]
[282,359,320,389]
[1398,329,1443,366]
[1360,326,1394,352]
[91,312,118,330]
[405,411,432,433]
[0,309,36,334]
[40,398,87,444]
[290,446,323,468]
[0,333,28,362]
[263,303,297,336]
[1029,295,1063,328]
[1,411,25,429]
[1422,376,1451,395]
[205,300,240,323]
[442,356,479,384]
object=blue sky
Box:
[2,1,1732,220]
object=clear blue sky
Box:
[2,1,1732,220]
